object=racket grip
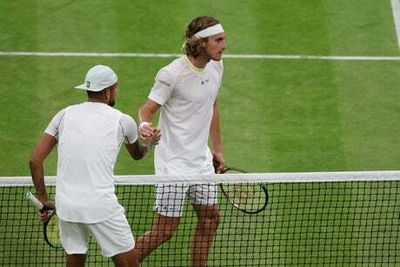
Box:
[25,191,44,210]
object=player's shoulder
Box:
[57,104,76,117]
[161,56,187,75]
[64,102,87,112]
[49,107,67,122]
[155,56,185,86]
[165,55,186,68]
[120,112,135,122]
[119,113,137,133]
[65,103,81,109]
[68,102,123,118]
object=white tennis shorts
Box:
[154,184,218,217]
[59,211,134,257]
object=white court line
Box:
[391,0,400,49]
[1,51,400,61]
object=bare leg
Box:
[66,254,86,267]
[112,248,138,267]
[133,214,180,263]
[191,204,220,267]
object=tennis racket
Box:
[219,166,269,214]
[25,191,63,250]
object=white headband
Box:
[194,24,224,38]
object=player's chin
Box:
[211,53,223,61]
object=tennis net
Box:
[0,171,399,266]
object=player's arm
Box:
[125,141,149,160]
[29,133,57,205]
[138,99,161,139]
[139,67,174,139]
[210,100,225,173]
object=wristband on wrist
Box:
[139,121,150,131]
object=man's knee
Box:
[153,217,180,242]
[198,210,220,232]
[157,226,176,241]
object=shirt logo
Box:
[157,79,171,87]
[201,79,210,85]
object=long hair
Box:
[184,16,220,57]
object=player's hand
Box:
[213,152,225,174]
[38,201,55,223]
[148,127,161,146]
[139,122,161,146]
[139,121,154,139]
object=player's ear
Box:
[201,39,207,48]
[105,88,111,100]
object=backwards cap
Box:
[75,65,118,92]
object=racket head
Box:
[219,166,269,214]
[25,191,63,250]
[43,212,63,250]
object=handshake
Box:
[139,121,161,147]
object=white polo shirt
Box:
[45,102,138,223]
[149,56,223,175]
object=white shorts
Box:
[154,184,218,217]
[59,212,135,258]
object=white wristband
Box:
[139,121,150,131]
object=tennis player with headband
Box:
[134,16,226,266]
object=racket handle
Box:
[25,191,44,210]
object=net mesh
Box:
[0,172,399,266]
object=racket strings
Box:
[220,167,268,214]
[225,184,253,201]
[46,215,62,248]
[224,183,265,210]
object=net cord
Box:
[1,170,400,187]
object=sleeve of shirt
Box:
[44,109,66,139]
[148,68,176,105]
[120,114,138,144]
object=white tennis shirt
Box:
[149,56,223,175]
[45,102,138,223]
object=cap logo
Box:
[86,81,91,88]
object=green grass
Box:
[0,0,400,266]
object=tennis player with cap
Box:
[29,65,160,267]
[134,16,226,266]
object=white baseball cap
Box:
[75,65,118,92]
